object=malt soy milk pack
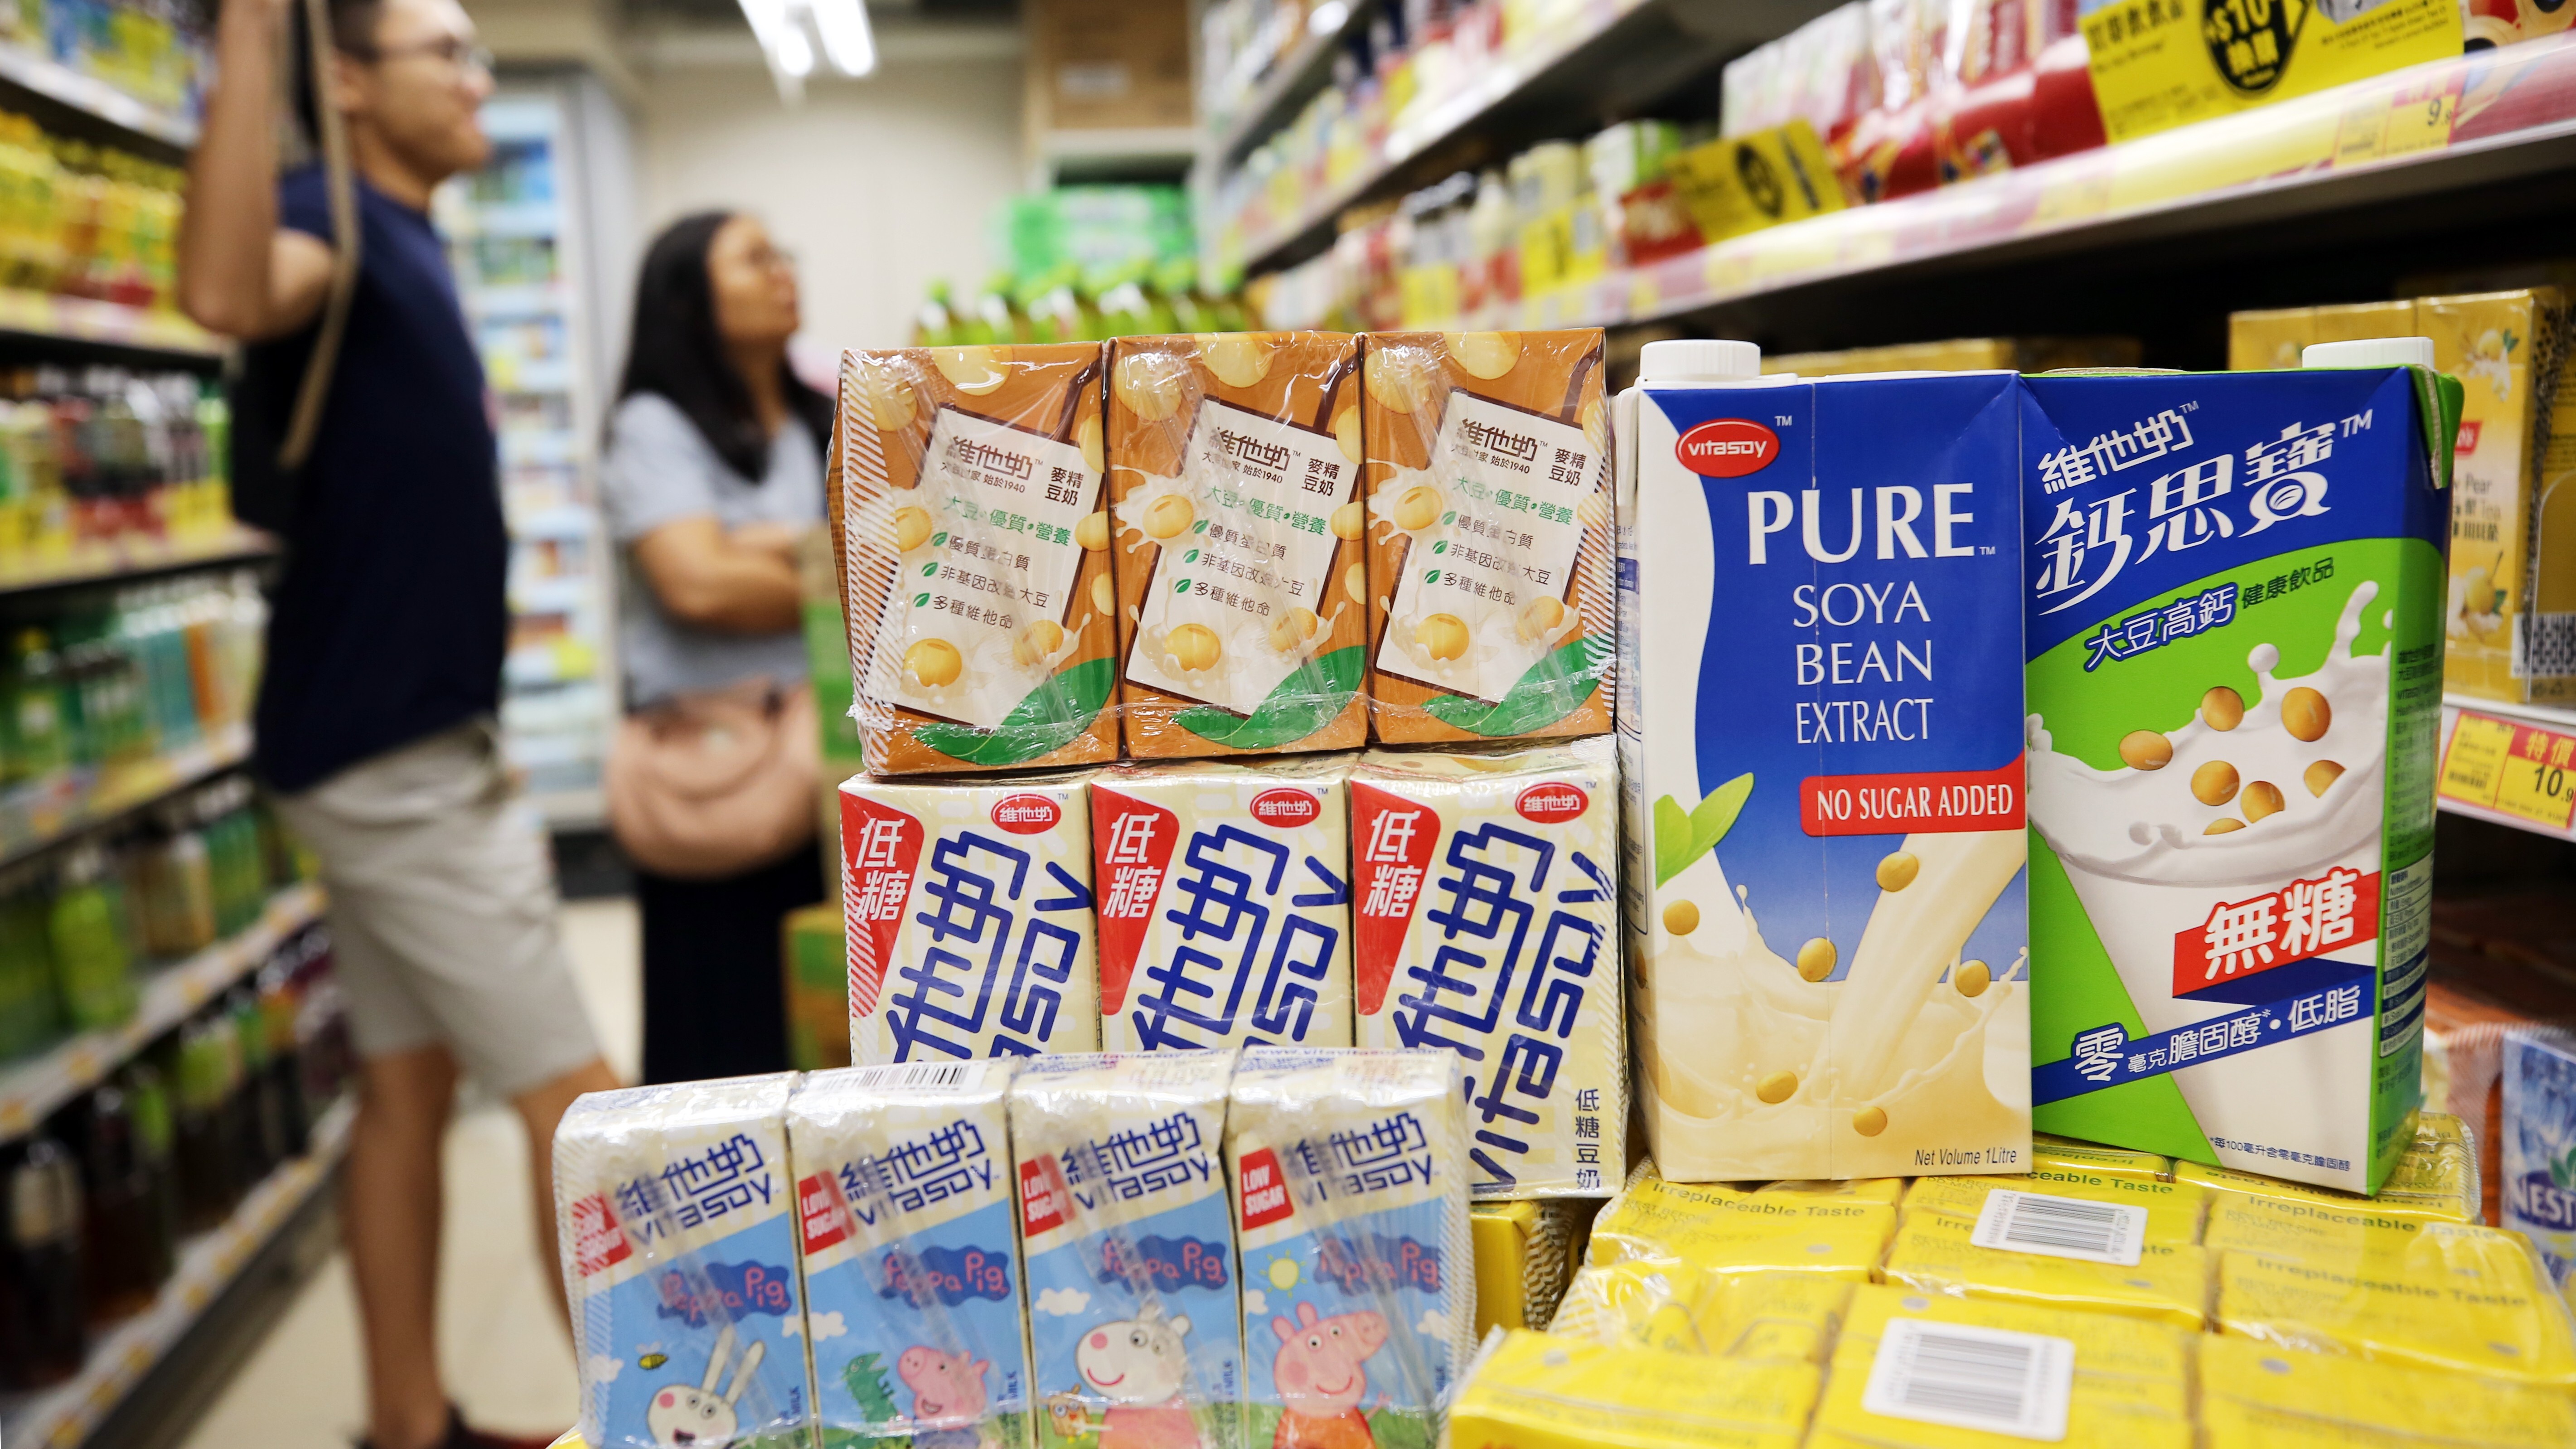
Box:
[1347,739,1624,1196]
[1009,1052,1244,1449]
[2020,343,2459,1193]
[1106,333,1370,758]
[788,1063,1033,1449]
[1617,340,2031,1182]
[1359,331,1616,743]
[1226,1049,1475,1449]
[554,1076,808,1448]
[1089,756,1354,1052]
[835,344,1119,773]
[840,772,1102,1063]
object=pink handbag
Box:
[605,678,819,879]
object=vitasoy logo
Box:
[989,793,1061,834]
[1250,788,1321,827]
[1516,781,1588,824]
[1676,418,1778,478]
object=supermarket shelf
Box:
[0,723,252,870]
[0,881,326,1139]
[1435,36,2576,334]
[0,41,198,151]
[528,785,605,831]
[2437,695,2576,843]
[0,290,223,361]
[1205,5,1357,169]
[0,529,273,599]
[0,1095,353,1449]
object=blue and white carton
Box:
[788,1061,1034,1449]
[1226,1048,1473,1449]
[1010,1051,1244,1449]
[556,1075,809,1447]
[2505,1027,2576,1300]
[1616,340,2032,1181]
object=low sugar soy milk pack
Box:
[1617,341,2032,1182]
[2020,342,2460,1193]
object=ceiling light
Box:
[811,0,877,77]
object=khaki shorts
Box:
[274,719,603,1097]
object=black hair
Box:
[618,211,836,481]
[288,0,387,144]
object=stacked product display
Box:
[0,368,237,584]
[913,187,1247,351]
[0,0,207,122]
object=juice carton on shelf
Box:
[1616,340,2031,1183]
[1346,738,1623,1197]
[2020,341,2461,1193]
[1089,755,1354,1052]
[1357,330,1615,744]
[1225,1048,1475,1449]
[1008,1052,1244,1449]
[2227,303,2420,373]
[2502,1026,2576,1299]
[553,1076,809,1449]
[1104,333,1370,759]
[838,771,1101,1064]
[833,344,1118,774]
[787,1062,1032,1449]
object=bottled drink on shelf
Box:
[0,1137,88,1391]
[0,858,60,1058]
[47,841,135,1032]
[169,1013,239,1234]
[76,1078,174,1323]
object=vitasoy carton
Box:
[1347,738,1624,1197]
[2021,344,2458,1192]
[1617,340,2031,1182]
[839,771,1102,1063]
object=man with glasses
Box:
[178,1,615,1447]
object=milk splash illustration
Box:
[2027,582,2402,1178]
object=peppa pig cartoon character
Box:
[645,1324,768,1445]
[1267,1303,1388,1449]
[1056,1306,1202,1449]
[901,1345,996,1449]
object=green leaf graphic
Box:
[933,531,948,547]
[1421,634,1608,737]
[1174,579,1193,594]
[1172,646,1363,749]
[1423,570,1440,585]
[920,562,937,577]
[913,593,930,607]
[911,657,1114,766]
[1440,510,1457,525]
[1654,773,1753,887]
[1432,540,1449,555]
[1194,519,1210,533]
[1184,548,1201,564]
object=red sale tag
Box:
[1799,756,2025,836]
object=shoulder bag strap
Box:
[279,0,363,472]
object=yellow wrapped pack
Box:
[1551,1260,1850,1364]
[2198,1337,2576,1448]
[1445,1329,1820,1449]
[1753,1178,1905,1204]
[1808,1285,2193,1449]
[1901,1174,2207,1245]
[1472,1199,1591,1334]
[1586,1163,1894,1276]
[2030,1134,2169,1184]
[1880,1212,2209,1330]
[2214,1212,2576,1387]
[2177,1112,2480,1225]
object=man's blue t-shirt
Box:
[248,169,506,793]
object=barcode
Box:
[1971,1188,2147,1267]
[1861,1318,2073,1441]
[854,1062,975,1092]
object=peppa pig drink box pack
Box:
[1010,1051,1245,1449]
[1225,1048,1474,1449]
[787,1062,1034,1449]
[553,1076,810,1449]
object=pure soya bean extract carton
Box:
[1617,341,2032,1183]
[1106,334,1370,759]
[1226,1048,1475,1449]
[1359,330,1615,744]
[555,1076,808,1448]
[839,771,1102,1064]
[2020,341,2462,1193]
[788,1062,1032,1449]
[1089,756,1354,1052]
[1010,1051,1244,1449]
[1346,738,1623,1197]
[836,344,1119,774]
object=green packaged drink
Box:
[0,860,59,1057]
[48,843,134,1031]
[3,626,71,784]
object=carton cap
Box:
[2301,337,2436,370]
[1641,339,1762,383]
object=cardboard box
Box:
[832,344,1120,774]
[1106,333,1371,758]
[1025,0,1192,133]
[1765,336,2142,377]
[1360,330,1615,744]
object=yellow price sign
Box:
[2440,710,2576,832]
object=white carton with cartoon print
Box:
[1010,1052,1244,1449]
[1227,1049,1474,1449]
[788,1062,1034,1449]
[554,1076,808,1448]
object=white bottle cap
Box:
[2301,336,2436,370]
[1640,339,1762,383]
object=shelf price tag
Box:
[2440,710,2576,833]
